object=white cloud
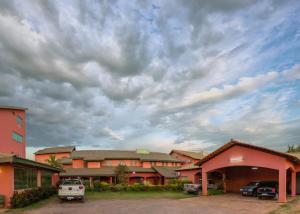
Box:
[103,127,124,141]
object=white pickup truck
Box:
[58,179,85,202]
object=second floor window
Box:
[12,132,23,143]
[16,115,23,125]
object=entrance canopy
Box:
[198,139,300,203]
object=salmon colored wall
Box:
[72,159,84,168]
[103,160,142,167]
[202,145,288,173]
[62,164,72,169]
[142,162,151,168]
[52,173,60,186]
[0,109,26,158]
[178,168,201,183]
[225,167,278,192]
[87,162,101,168]
[35,153,71,164]
[201,145,297,203]
[0,164,14,208]
[129,172,160,185]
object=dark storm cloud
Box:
[0,0,299,154]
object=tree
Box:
[286,145,300,153]
[114,164,130,185]
[47,155,63,169]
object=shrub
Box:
[93,181,100,191]
[110,184,128,192]
[11,186,57,208]
[83,180,92,191]
[130,183,146,191]
[99,182,110,191]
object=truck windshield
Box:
[63,180,82,185]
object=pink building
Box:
[0,106,62,208]
[35,148,183,185]
[199,140,300,203]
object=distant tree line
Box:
[287,145,300,153]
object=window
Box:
[14,167,37,190]
[131,160,137,166]
[12,132,23,143]
[105,161,112,166]
[119,161,125,165]
[16,116,23,125]
[42,171,52,187]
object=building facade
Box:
[35,148,184,185]
[0,106,62,208]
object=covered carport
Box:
[199,140,300,203]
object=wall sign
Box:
[229,156,244,163]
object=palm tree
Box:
[47,155,63,169]
[115,164,130,185]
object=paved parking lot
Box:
[22,194,281,214]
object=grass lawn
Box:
[85,191,196,200]
[269,197,300,214]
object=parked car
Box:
[257,181,278,199]
[58,179,85,201]
[240,181,265,196]
[184,184,201,194]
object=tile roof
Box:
[0,153,63,172]
[170,150,206,160]
[71,150,182,162]
[0,105,27,110]
[60,166,156,177]
[35,146,76,155]
[59,165,180,177]
[197,139,300,165]
[60,167,116,177]
[152,166,179,178]
[57,157,72,164]
[176,164,201,171]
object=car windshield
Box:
[246,182,259,186]
[63,180,82,185]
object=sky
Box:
[0,0,300,158]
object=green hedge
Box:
[95,179,192,192]
[11,186,57,208]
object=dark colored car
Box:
[240,181,264,196]
[257,181,278,199]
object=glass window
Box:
[42,171,52,187]
[16,116,23,125]
[119,161,125,165]
[14,167,37,190]
[12,132,23,143]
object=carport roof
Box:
[196,139,300,165]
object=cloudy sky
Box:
[0,0,300,158]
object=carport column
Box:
[202,171,208,196]
[37,170,42,187]
[291,170,296,197]
[278,169,287,203]
[109,176,113,184]
[222,173,227,193]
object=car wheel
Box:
[253,191,257,197]
[81,197,85,203]
[258,196,262,200]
